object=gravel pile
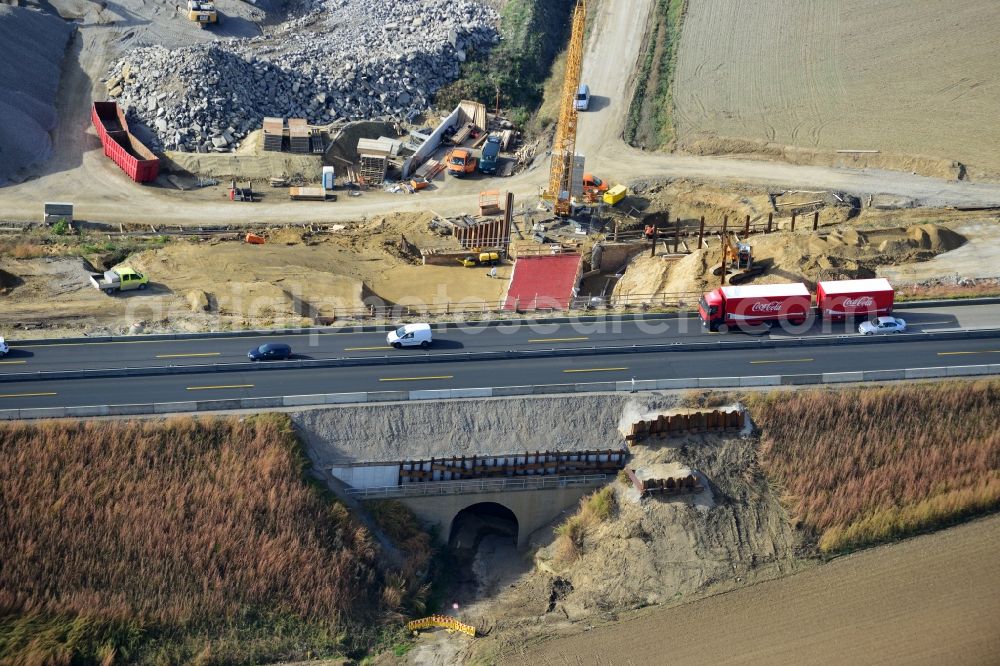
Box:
[0,6,73,183]
[106,0,498,153]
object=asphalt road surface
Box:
[1,336,998,409]
[1,303,995,376]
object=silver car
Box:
[858,316,907,335]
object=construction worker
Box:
[488,267,498,279]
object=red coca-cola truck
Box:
[91,101,160,183]
[698,283,812,332]
[815,278,894,320]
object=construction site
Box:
[1,0,999,664]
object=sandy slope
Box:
[513,513,1000,665]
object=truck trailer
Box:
[698,283,812,332]
[816,278,894,320]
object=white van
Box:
[574,84,590,111]
[387,323,433,349]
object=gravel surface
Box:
[106,0,498,152]
[0,6,73,183]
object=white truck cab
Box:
[387,323,433,349]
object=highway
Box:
[1,303,997,375]
[0,336,998,409]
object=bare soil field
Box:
[673,0,1000,180]
[0,213,509,337]
[511,513,1000,665]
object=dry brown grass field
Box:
[0,415,390,664]
[749,380,1000,553]
[673,0,1000,178]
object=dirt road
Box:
[5,0,1000,226]
[511,514,1000,665]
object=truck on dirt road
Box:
[89,267,149,295]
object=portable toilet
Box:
[322,166,336,190]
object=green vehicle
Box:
[89,267,149,295]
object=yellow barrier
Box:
[406,614,476,637]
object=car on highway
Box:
[858,316,907,335]
[387,323,433,349]
[0,337,8,357]
[248,343,292,360]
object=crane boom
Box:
[545,0,587,217]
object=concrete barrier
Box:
[282,395,327,407]
[615,379,658,392]
[107,404,155,416]
[698,377,741,388]
[739,375,782,387]
[576,382,616,392]
[821,372,865,383]
[946,365,992,377]
[239,397,283,409]
[533,384,577,394]
[491,386,534,397]
[904,367,947,379]
[655,378,698,390]
[409,389,453,401]
[0,409,19,420]
[324,393,368,404]
[781,374,823,385]
[364,391,409,402]
[65,405,111,417]
[18,407,67,419]
[449,387,493,398]
[151,401,196,414]
[862,369,906,382]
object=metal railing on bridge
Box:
[345,474,609,499]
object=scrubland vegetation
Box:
[750,381,1000,553]
[553,485,617,564]
[0,415,393,664]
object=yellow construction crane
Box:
[545,0,587,217]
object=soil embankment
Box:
[513,514,1000,665]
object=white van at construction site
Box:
[387,323,433,349]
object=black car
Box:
[248,343,292,361]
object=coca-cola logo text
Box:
[750,301,783,313]
[842,296,876,308]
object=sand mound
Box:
[613,223,966,297]
[0,6,72,183]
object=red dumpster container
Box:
[91,101,160,182]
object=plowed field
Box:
[673,0,1000,177]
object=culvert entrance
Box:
[449,502,518,550]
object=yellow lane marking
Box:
[0,391,57,399]
[749,358,814,364]
[528,337,589,343]
[563,367,628,373]
[379,375,453,382]
[186,384,255,391]
[344,346,392,351]
[0,360,27,365]
[156,352,221,359]
[937,350,1000,356]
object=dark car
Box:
[248,343,292,361]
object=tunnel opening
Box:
[444,502,522,606]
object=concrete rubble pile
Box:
[105,0,498,153]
